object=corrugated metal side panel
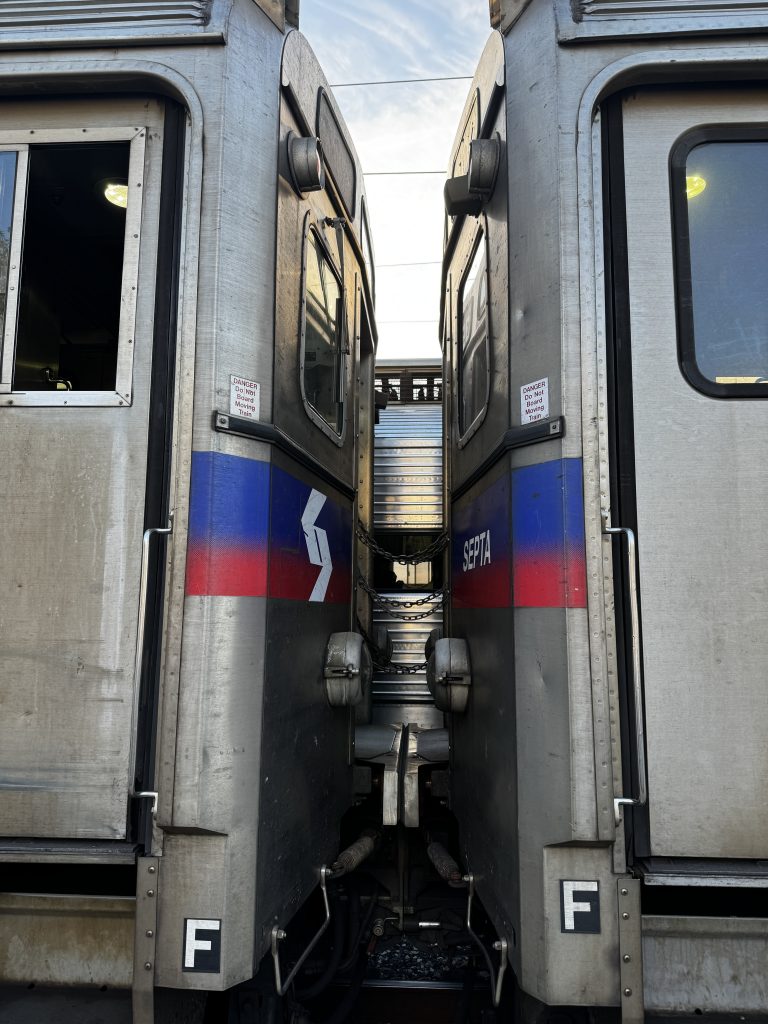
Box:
[0,0,211,32]
[372,594,441,705]
[374,405,443,531]
[580,0,768,13]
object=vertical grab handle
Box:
[130,517,173,824]
[604,523,648,824]
[133,518,174,701]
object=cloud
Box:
[300,0,491,359]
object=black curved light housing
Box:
[444,135,500,217]
[287,131,326,194]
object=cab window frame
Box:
[671,124,768,399]
[0,124,146,407]
[299,214,347,445]
[456,220,490,446]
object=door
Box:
[0,98,168,840]
[615,89,768,859]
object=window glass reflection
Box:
[0,151,17,346]
[459,234,488,433]
[685,142,768,386]
[304,231,343,431]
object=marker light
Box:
[686,174,706,199]
[103,182,128,208]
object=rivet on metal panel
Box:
[133,856,159,1024]
[617,878,644,1024]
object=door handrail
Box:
[604,521,648,825]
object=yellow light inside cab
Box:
[686,174,706,199]
[104,182,128,208]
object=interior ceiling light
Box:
[101,180,128,208]
[686,174,706,199]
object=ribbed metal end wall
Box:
[374,405,443,530]
[0,1,211,27]
[579,0,768,14]
[372,402,444,709]
[371,596,442,706]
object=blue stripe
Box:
[188,451,270,547]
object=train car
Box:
[441,0,768,1019]
[0,2,376,1020]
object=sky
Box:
[299,0,492,361]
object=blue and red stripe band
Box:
[511,459,586,609]
[452,458,587,610]
[185,451,351,603]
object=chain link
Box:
[356,523,449,565]
[356,621,430,675]
[357,576,448,621]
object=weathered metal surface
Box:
[0,0,211,29]
[0,0,225,49]
[617,879,644,1023]
[623,90,768,858]
[450,0,768,1013]
[559,0,768,39]
[0,894,134,986]
[489,0,535,33]
[132,857,159,1024]
[0,97,165,841]
[0,988,131,1024]
[643,915,768,1012]
[0,0,369,1006]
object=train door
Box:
[0,97,171,841]
[609,89,768,859]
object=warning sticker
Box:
[230,375,261,421]
[521,377,549,424]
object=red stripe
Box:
[269,551,351,604]
[186,546,268,597]
[513,553,587,608]
[453,563,511,609]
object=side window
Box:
[672,131,768,397]
[302,228,345,435]
[458,231,489,436]
[0,128,145,406]
[361,201,375,305]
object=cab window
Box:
[0,128,145,405]
[302,228,345,434]
[673,132,768,396]
[458,231,489,435]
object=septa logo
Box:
[301,488,332,601]
[183,918,222,972]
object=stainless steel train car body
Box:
[0,0,375,1013]
[443,1,768,1014]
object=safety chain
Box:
[356,621,429,675]
[357,576,448,621]
[356,523,449,565]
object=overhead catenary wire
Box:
[364,170,445,175]
[377,260,441,268]
[329,75,473,87]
